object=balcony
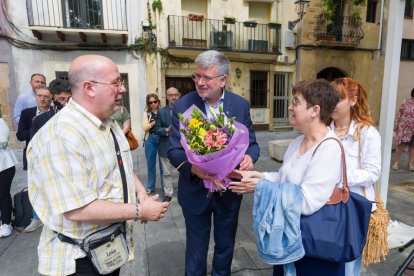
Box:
[167,15,281,60]
[26,0,128,43]
[314,14,364,47]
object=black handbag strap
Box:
[55,129,129,246]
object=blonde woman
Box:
[142,93,163,194]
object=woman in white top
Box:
[230,80,345,275]
[0,114,19,238]
[330,78,381,276]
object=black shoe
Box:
[162,195,172,202]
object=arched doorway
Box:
[316,67,347,81]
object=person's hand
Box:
[166,126,171,133]
[239,154,253,171]
[228,169,263,180]
[191,165,211,180]
[228,169,264,195]
[139,196,169,223]
[137,190,149,204]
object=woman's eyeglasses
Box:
[148,101,158,104]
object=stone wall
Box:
[0,62,23,149]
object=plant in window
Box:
[243,20,257,28]
[188,13,204,21]
[224,16,236,24]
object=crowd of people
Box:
[0,50,411,276]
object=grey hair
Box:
[195,50,230,76]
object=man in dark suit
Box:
[16,86,52,170]
[168,50,260,276]
[16,86,52,233]
[30,79,72,138]
[154,87,180,203]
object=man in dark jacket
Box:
[30,79,72,138]
[154,87,180,202]
[16,86,52,232]
[17,86,52,170]
[168,50,260,276]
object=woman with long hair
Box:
[330,77,381,276]
[142,93,163,194]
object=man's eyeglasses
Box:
[148,101,158,104]
[89,79,125,88]
[191,73,225,83]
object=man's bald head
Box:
[68,55,116,93]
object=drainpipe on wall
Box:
[156,10,162,100]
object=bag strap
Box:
[110,129,128,204]
[312,137,350,205]
[55,129,129,246]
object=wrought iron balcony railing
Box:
[314,14,364,44]
[167,15,281,54]
[26,0,127,31]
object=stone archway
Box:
[316,67,347,81]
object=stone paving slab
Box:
[1,131,413,276]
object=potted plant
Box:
[268,22,281,29]
[188,13,204,21]
[243,20,257,28]
[224,16,236,24]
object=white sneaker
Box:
[0,224,13,238]
[24,219,43,233]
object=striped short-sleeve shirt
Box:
[27,99,136,275]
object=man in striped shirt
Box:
[27,55,169,276]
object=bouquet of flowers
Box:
[178,104,249,192]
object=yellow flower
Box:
[189,118,202,129]
[198,128,207,137]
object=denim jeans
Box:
[144,133,163,192]
[345,256,362,276]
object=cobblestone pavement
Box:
[1,130,413,275]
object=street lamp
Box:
[288,0,310,30]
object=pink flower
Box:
[204,130,215,149]
[213,131,227,147]
[203,130,227,149]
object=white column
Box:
[378,0,405,206]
